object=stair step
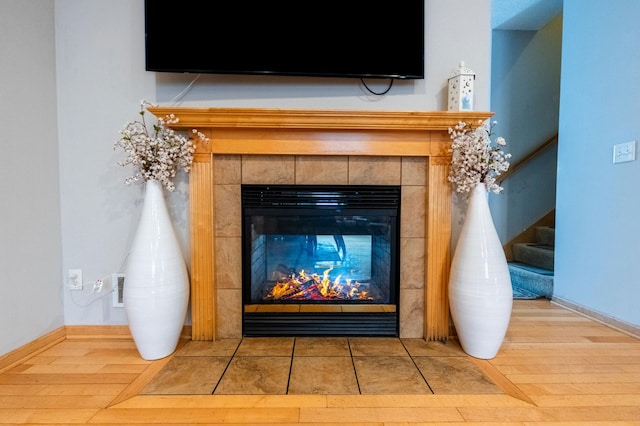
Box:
[508,261,553,276]
[535,226,555,247]
[512,284,545,300]
[508,261,553,298]
[512,242,554,271]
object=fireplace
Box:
[149,107,492,341]
[242,184,400,336]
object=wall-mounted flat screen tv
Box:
[144,1,425,80]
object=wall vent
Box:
[112,273,125,307]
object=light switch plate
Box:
[613,141,636,164]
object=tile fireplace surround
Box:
[150,107,492,342]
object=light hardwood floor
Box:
[1,299,639,425]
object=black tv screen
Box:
[144,1,425,79]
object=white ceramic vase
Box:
[449,183,513,359]
[124,180,189,360]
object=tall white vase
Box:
[124,180,189,360]
[449,183,513,359]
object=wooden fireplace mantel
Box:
[150,107,492,342]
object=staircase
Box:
[508,226,554,299]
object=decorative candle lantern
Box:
[448,61,476,111]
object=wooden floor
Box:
[1,299,639,425]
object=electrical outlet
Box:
[112,273,125,307]
[68,269,82,290]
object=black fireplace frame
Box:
[241,184,401,337]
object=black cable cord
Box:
[360,78,394,95]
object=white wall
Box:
[489,16,562,243]
[555,0,640,327]
[0,0,64,355]
[55,0,153,325]
[54,0,492,328]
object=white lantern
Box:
[448,61,475,111]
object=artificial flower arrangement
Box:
[448,119,511,194]
[114,100,209,192]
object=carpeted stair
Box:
[508,226,554,299]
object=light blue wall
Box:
[555,0,640,327]
[489,16,562,243]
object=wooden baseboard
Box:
[0,327,66,374]
[0,325,193,373]
[64,325,133,339]
[64,325,192,339]
[551,297,640,339]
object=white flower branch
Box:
[448,119,511,194]
[114,100,209,192]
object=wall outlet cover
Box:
[68,269,82,290]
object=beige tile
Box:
[413,356,503,395]
[352,356,431,394]
[399,288,424,339]
[348,157,401,185]
[176,339,241,357]
[215,236,242,289]
[401,157,428,186]
[213,154,241,184]
[294,337,350,356]
[214,184,241,237]
[295,156,349,184]
[235,337,295,356]
[401,185,426,237]
[217,289,242,338]
[288,356,359,395]
[214,356,291,395]
[400,237,425,290]
[242,155,295,184]
[348,337,408,356]
[141,356,230,395]
[401,338,464,357]
[142,337,504,397]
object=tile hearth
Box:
[141,337,504,396]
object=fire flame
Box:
[264,266,372,301]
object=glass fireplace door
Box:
[242,185,400,336]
